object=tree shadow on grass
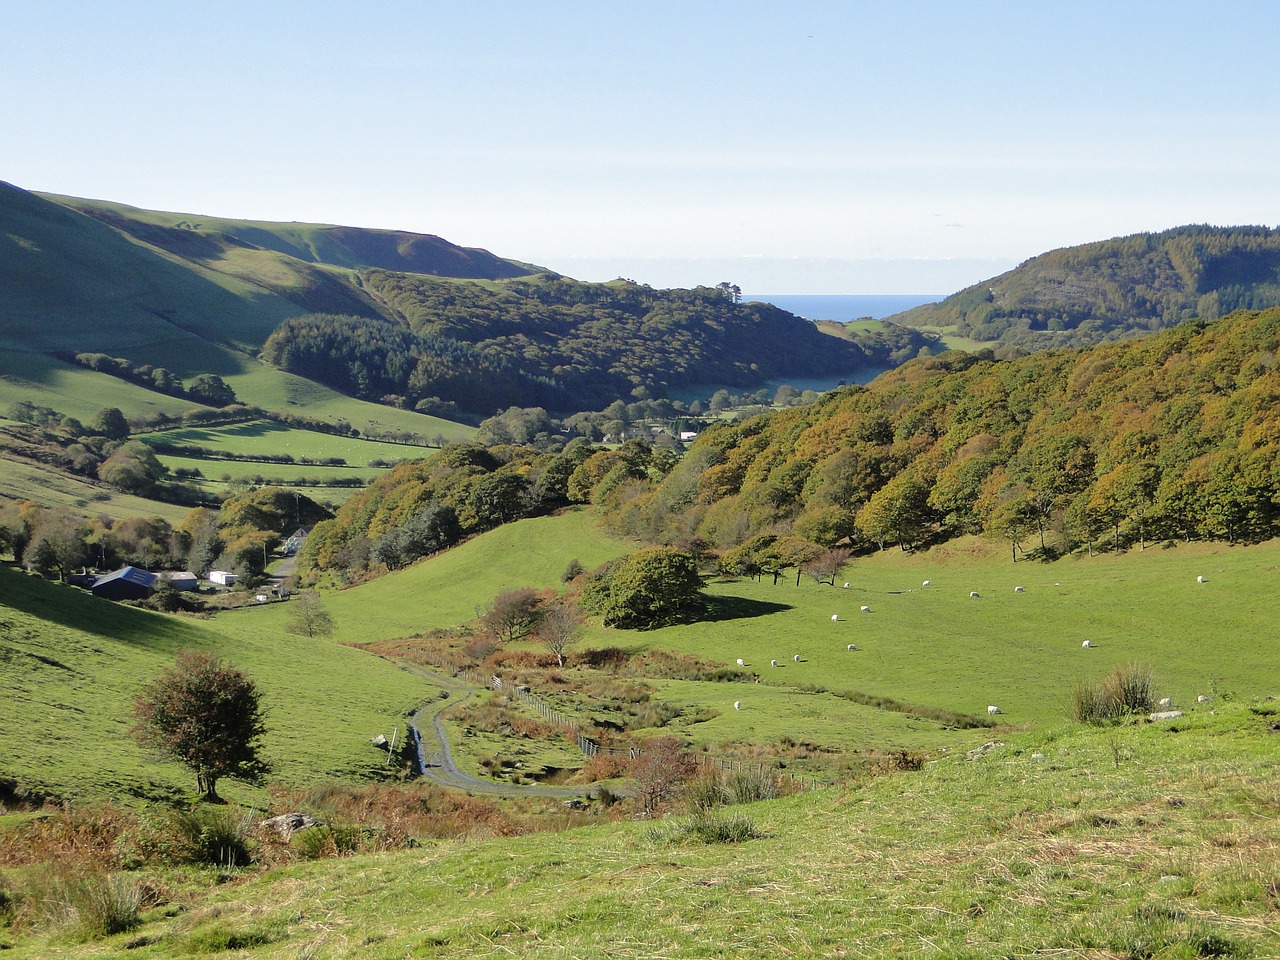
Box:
[664,595,793,627]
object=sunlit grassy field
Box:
[0,566,429,807]
[139,420,436,465]
[9,700,1279,959]
[245,509,633,646]
[618,537,1280,734]
[0,456,192,525]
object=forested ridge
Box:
[262,274,931,416]
[893,226,1280,350]
[608,307,1280,558]
[297,308,1280,586]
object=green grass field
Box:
[140,420,436,466]
[0,565,431,807]
[0,353,205,425]
[614,537,1280,733]
[8,700,1279,959]
[245,509,633,646]
[7,508,1278,810]
[155,452,379,484]
[0,456,192,525]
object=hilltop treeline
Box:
[595,307,1280,556]
[296,439,671,581]
[262,275,933,416]
[894,226,1280,350]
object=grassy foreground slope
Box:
[0,567,428,805]
[14,701,1280,959]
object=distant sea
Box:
[742,294,941,321]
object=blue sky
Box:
[5,1,1278,293]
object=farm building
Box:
[90,566,158,601]
[209,570,238,587]
[159,571,199,591]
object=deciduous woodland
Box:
[893,225,1280,349]
[294,307,1280,591]
[261,274,933,415]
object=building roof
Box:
[91,566,158,591]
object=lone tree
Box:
[285,590,336,638]
[581,547,702,629]
[131,650,268,801]
[536,600,583,667]
[478,588,543,642]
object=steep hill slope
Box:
[0,564,424,805]
[892,225,1280,350]
[4,182,915,423]
[0,181,300,368]
[616,307,1280,555]
[46,194,544,280]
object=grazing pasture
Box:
[0,566,427,805]
[139,420,437,465]
[623,537,1280,734]
[0,455,192,524]
[13,701,1280,960]
[246,510,632,646]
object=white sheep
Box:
[1196,575,1206,583]
[771,659,778,667]
[987,705,1002,715]
[847,643,858,651]
[736,658,745,666]
[1197,694,1210,703]
[733,701,741,711]
[1014,586,1025,593]
[969,591,980,598]
[793,654,801,663]
[843,582,850,589]
[922,580,931,587]
[860,604,871,613]
[831,614,839,622]
[1158,697,1172,708]
[1081,640,1092,648]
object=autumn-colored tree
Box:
[630,736,697,817]
[131,650,269,801]
[479,588,543,642]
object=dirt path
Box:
[395,660,600,799]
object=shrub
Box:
[18,865,142,938]
[722,766,779,804]
[1073,662,1157,723]
[171,805,253,867]
[648,810,763,845]
[682,773,726,812]
[290,826,334,861]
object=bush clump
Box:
[1072,662,1156,723]
[171,805,254,867]
[648,809,763,845]
[15,866,142,938]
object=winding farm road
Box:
[394,660,599,799]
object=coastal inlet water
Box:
[742,294,940,321]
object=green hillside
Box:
[892,225,1280,350]
[0,564,427,806]
[47,194,544,280]
[6,699,1279,958]
[0,182,299,368]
